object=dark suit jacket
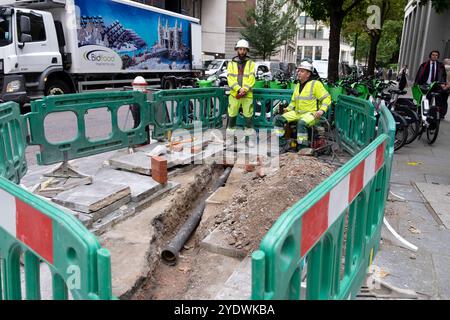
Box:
[415,60,446,85]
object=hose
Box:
[161,167,233,265]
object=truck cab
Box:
[0,4,65,104]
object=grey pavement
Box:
[373,106,450,299]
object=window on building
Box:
[297,46,303,59]
[315,46,322,60]
[304,46,313,60]
[317,27,324,39]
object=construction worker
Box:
[226,39,256,145]
[273,61,331,152]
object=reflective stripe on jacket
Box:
[227,58,256,98]
[288,80,331,114]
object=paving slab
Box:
[215,257,252,300]
[94,168,164,202]
[430,252,450,299]
[424,174,450,185]
[91,181,181,235]
[201,227,247,259]
[109,152,158,176]
[373,243,438,299]
[52,182,131,213]
[414,182,450,228]
[388,183,423,203]
[109,149,195,175]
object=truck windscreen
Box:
[0,15,12,46]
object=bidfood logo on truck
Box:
[84,50,116,63]
[79,46,122,71]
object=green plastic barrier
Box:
[150,87,227,139]
[268,81,284,89]
[0,102,28,183]
[197,80,214,88]
[25,91,149,165]
[251,103,396,300]
[334,95,377,156]
[0,176,115,300]
[254,80,267,89]
[237,88,293,129]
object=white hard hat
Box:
[132,76,147,91]
[297,61,314,72]
[235,39,249,50]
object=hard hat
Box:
[132,76,148,92]
[297,61,314,72]
[235,39,250,50]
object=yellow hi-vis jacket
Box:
[288,80,331,114]
[227,57,256,98]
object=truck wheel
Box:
[163,78,175,90]
[45,80,71,96]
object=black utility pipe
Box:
[161,167,233,265]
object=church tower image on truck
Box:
[157,16,184,53]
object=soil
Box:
[200,153,338,254]
[133,153,338,300]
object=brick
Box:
[244,164,255,172]
[172,144,184,152]
[256,167,266,178]
[151,156,168,184]
[191,146,202,154]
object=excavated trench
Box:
[129,162,225,299]
[129,153,339,300]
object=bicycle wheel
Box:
[392,111,408,151]
[426,120,440,144]
[395,106,420,144]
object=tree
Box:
[298,0,365,82]
[239,0,299,61]
[343,0,448,76]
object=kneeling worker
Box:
[273,61,331,152]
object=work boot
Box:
[278,136,289,154]
[244,127,256,148]
[225,127,236,147]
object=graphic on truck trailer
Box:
[75,0,192,71]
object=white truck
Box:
[0,0,202,106]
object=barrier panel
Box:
[0,102,28,184]
[150,88,227,139]
[25,91,149,165]
[334,95,377,156]
[251,102,395,300]
[238,88,294,129]
[0,176,114,300]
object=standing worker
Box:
[273,61,331,153]
[226,39,256,145]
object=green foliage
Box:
[239,0,299,60]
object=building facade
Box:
[296,13,354,65]
[398,0,450,81]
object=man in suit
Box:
[415,50,448,117]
